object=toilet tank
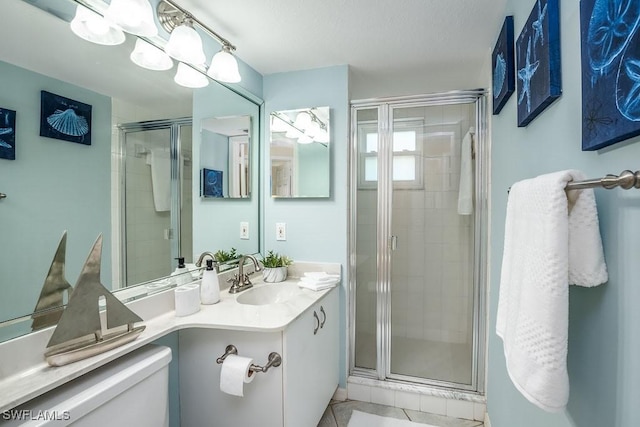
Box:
[2,345,172,427]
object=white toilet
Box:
[5,345,172,427]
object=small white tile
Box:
[473,402,486,421]
[395,391,420,411]
[371,387,395,406]
[446,398,474,420]
[348,383,371,403]
[420,395,446,415]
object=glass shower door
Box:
[388,103,476,386]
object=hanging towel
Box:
[496,170,608,412]
[149,148,171,212]
[457,128,474,215]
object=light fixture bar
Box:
[157,0,236,51]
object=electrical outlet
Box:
[240,222,249,239]
[276,223,286,241]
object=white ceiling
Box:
[4,0,508,106]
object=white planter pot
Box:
[262,266,288,283]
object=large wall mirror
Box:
[0,0,262,343]
[270,107,331,198]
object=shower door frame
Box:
[349,90,488,393]
[116,117,192,288]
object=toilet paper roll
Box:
[220,355,255,396]
[174,283,200,317]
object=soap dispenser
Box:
[200,259,220,305]
[172,257,190,286]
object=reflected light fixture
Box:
[272,109,329,144]
[174,62,209,88]
[130,39,174,71]
[165,20,206,65]
[70,5,125,46]
[105,0,158,37]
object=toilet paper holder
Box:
[216,344,282,374]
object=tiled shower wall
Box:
[355,102,476,360]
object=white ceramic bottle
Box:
[172,257,191,286]
[200,259,220,305]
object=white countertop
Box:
[0,262,340,413]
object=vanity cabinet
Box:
[178,287,339,427]
[283,287,339,426]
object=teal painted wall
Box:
[488,1,640,426]
[263,65,350,386]
[297,143,331,197]
[0,60,111,326]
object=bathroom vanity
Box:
[0,263,340,427]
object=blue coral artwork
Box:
[516,0,562,127]
[580,0,640,150]
[0,108,16,160]
[40,91,92,145]
[202,168,224,198]
[493,16,515,115]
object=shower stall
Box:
[349,91,488,394]
[115,118,193,288]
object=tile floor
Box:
[318,400,483,427]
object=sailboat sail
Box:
[47,234,143,348]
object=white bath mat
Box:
[347,410,437,427]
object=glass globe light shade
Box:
[297,134,314,144]
[130,39,173,71]
[294,111,312,130]
[207,46,241,83]
[70,5,125,45]
[105,0,157,37]
[165,22,206,65]
[174,63,209,88]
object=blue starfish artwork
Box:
[518,38,540,114]
[492,16,515,115]
[532,0,548,55]
[516,0,561,127]
[581,0,640,150]
[0,108,16,160]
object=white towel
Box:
[496,170,608,412]
[149,148,171,212]
[297,279,338,291]
[457,128,474,215]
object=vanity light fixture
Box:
[130,39,174,71]
[174,62,209,88]
[157,0,242,83]
[105,0,158,37]
[271,110,329,144]
[70,5,125,46]
[165,19,206,65]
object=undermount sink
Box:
[236,282,302,306]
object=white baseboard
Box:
[333,387,348,401]
[484,411,492,427]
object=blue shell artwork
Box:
[202,168,224,198]
[581,0,640,150]
[0,108,17,160]
[492,16,515,115]
[516,0,561,127]
[493,54,506,98]
[40,91,92,145]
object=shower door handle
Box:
[390,236,398,251]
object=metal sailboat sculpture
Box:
[44,234,145,367]
[31,231,73,331]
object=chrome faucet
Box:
[195,251,218,271]
[227,255,262,294]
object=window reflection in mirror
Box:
[270,107,330,198]
[200,116,251,199]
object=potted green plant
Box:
[260,250,292,283]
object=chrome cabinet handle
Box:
[313,311,320,335]
[320,306,326,329]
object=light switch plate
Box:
[240,222,249,240]
[276,223,286,241]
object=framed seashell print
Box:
[40,91,92,145]
[492,16,515,115]
[580,0,640,151]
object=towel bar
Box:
[508,169,640,193]
[215,344,282,374]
